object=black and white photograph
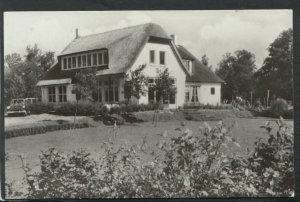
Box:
[3,10,294,199]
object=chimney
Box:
[170,34,177,45]
[75,28,79,39]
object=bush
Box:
[54,102,102,116]
[270,98,288,117]
[184,103,232,110]
[15,118,293,198]
[28,103,54,114]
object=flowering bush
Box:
[15,118,294,198]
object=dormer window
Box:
[183,59,193,74]
[61,50,108,70]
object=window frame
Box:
[48,86,56,103]
[159,51,166,65]
[150,50,155,64]
[211,87,215,95]
[61,50,108,70]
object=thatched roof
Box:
[40,23,178,81]
[176,45,224,83]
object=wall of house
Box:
[130,42,186,108]
[40,84,76,104]
[186,82,221,105]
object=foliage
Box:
[270,98,289,117]
[201,54,212,69]
[28,102,54,114]
[54,102,102,116]
[151,68,177,104]
[73,69,98,101]
[124,64,148,104]
[15,118,294,198]
[254,29,293,100]
[4,45,55,105]
[216,50,256,100]
[184,103,232,110]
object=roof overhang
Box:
[36,78,72,86]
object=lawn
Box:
[5,117,293,196]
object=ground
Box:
[4,114,294,196]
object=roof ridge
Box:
[76,22,155,40]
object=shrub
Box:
[16,118,294,198]
[270,98,288,117]
[28,103,54,114]
[54,102,102,116]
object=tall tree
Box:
[254,29,293,101]
[216,50,256,100]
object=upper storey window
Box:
[183,59,193,74]
[61,50,108,70]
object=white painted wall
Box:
[186,83,221,105]
[40,84,76,104]
[130,42,186,108]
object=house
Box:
[36,23,223,108]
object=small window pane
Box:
[114,87,119,102]
[77,56,82,67]
[68,58,71,69]
[103,51,108,64]
[72,57,76,68]
[93,53,97,66]
[63,58,67,69]
[150,50,155,63]
[87,54,92,66]
[160,51,165,65]
[82,55,87,67]
[98,52,103,65]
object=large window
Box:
[61,50,108,70]
[150,50,155,63]
[159,51,165,65]
[58,86,67,102]
[93,79,118,103]
[48,86,56,103]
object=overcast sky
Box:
[4,10,292,69]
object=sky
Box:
[4,10,292,69]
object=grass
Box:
[5,117,294,195]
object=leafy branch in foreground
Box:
[8,118,294,198]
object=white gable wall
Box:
[130,42,186,108]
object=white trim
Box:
[36,78,72,86]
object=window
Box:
[87,54,92,66]
[98,52,103,65]
[103,51,108,64]
[67,58,71,69]
[93,53,97,66]
[148,86,155,102]
[48,87,56,103]
[82,55,87,67]
[114,86,119,102]
[159,51,165,65]
[59,86,67,102]
[72,57,76,68]
[61,50,108,70]
[63,58,67,70]
[185,87,190,102]
[77,56,82,67]
[184,60,193,74]
[150,50,155,63]
[191,87,198,102]
[211,87,215,95]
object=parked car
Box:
[6,98,39,116]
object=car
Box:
[6,98,39,117]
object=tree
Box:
[152,68,177,103]
[216,50,256,101]
[5,53,22,68]
[73,68,98,126]
[254,29,293,101]
[201,54,213,70]
[124,64,148,104]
